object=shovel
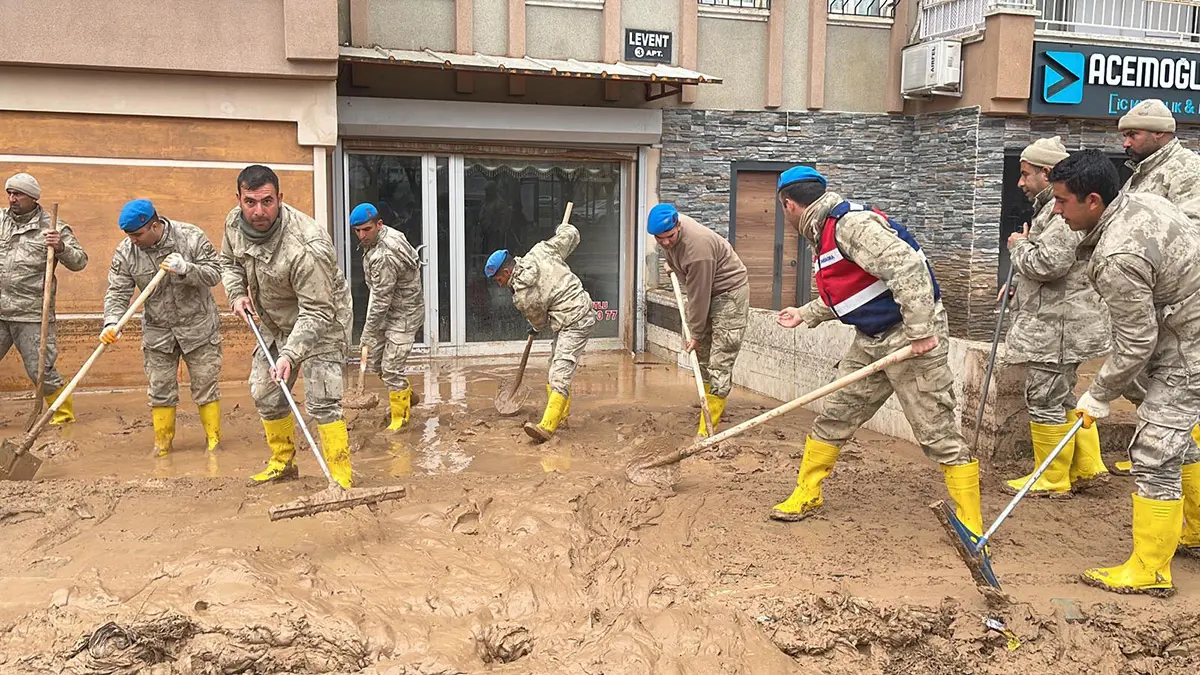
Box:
[343,345,380,409]
[931,414,1087,593]
[1,268,169,481]
[971,265,1014,451]
[668,270,715,436]
[24,203,59,432]
[494,330,535,416]
[244,314,407,521]
[626,345,915,487]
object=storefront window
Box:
[463,158,622,343]
[346,154,451,345]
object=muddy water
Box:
[1,353,1199,673]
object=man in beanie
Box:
[220,165,354,487]
[484,214,595,443]
[648,203,749,438]
[0,172,88,425]
[1051,148,1200,596]
[1000,137,1113,497]
[1111,100,1200,475]
[769,166,994,584]
[349,202,424,431]
[101,199,223,457]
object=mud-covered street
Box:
[1,353,1198,674]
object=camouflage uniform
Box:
[104,219,223,408]
[795,192,969,465]
[1079,192,1200,501]
[362,225,424,391]
[1122,138,1200,226]
[510,222,596,396]
[220,204,353,424]
[1005,187,1111,423]
[694,284,750,398]
[0,205,88,394]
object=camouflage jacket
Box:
[0,205,88,322]
[362,225,424,346]
[1004,187,1111,365]
[796,191,943,341]
[104,219,222,353]
[1080,193,1200,403]
[509,223,593,333]
[220,204,352,364]
[1123,138,1200,226]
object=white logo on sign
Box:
[635,46,645,58]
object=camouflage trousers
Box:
[1126,368,1200,501]
[1024,362,1080,425]
[249,344,344,425]
[812,323,971,465]
[548,312,597,397]
[695,283,750,398]
[367,334,416,391]
[144,341,222,408]
[0,320,65,395]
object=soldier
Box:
[220,165,355,487]
[647,203,750,437]
[101,199,223,457]
[1111,99,1200,475]
[1000,137,1112,496]
[769,167,990,568]
[0,172,88,425]
[349,202,424,431]
[1050,149,1200,596]
[484,216,595,443]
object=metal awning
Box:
[339,45,723,85]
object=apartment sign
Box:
[625,29,672,64]
[1031,41,1200,123]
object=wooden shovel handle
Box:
[669,271,714,433]
[359,345,368,389]
[635,345,916,470]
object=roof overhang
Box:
[339,45,723,86]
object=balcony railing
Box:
[919,0,1200,44]
[1036,0,1200,45]
[829,0,898,19]
[919,0,1034,40]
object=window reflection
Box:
[463,158,622,343]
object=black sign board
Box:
[625,29,672,64]
[1031,40,1200,124]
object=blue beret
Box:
[484,249,510,278]
[118,199,156,232]
[349,203,379,227]
[647,203,680,235]
[777,166,827,192]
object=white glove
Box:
[1076,392,1110,426]
[159,252,190,276]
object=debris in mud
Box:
[63,615,195,675]
[474,623,533,664]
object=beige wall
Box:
[527,5,604,61]
[370,0,457,51]
[693,17,768,110]
[623,0,679,37]
[823,24,891,112]
[781,3,810,110]
[475,0,509,56]
[0,0,337,79]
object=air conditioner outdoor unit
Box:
[901,39,962,96]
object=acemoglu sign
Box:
[1030,40,1200,122]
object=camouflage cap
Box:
[1118,99,1176,133]
[1020,135,1070,169]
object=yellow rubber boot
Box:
[1082,494,1182,597]
[44,386,75,425]
[1068,409,1109,491]
[249,416,299,485]
[942,459,985,537]
[524,390,568,443]
[387,387,413,431]
[198,401,221,452]
[770,437,841,521]
[697,393,728,437]
[151,406,176,457]
[1003,421,1075,498]
[1179,463,1200,558]
[318,419,353,489]
[543,384,574,428]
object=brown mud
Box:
[1,353,1199,673]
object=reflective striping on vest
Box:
[831,279,890,316]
